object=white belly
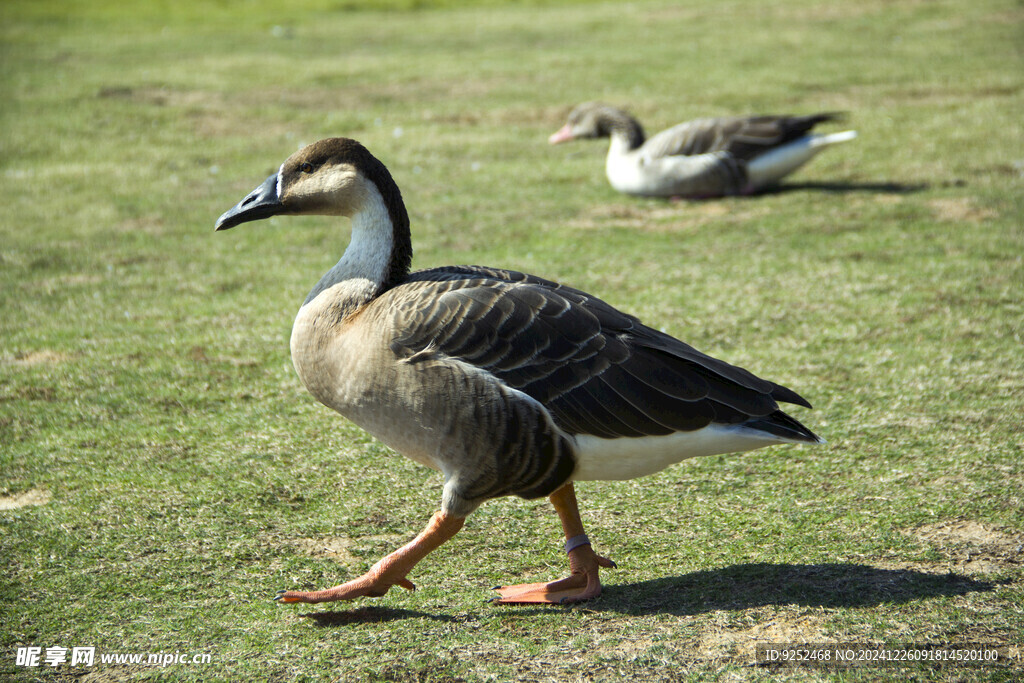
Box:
[571,425,782,481]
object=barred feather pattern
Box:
[390,266,814,428]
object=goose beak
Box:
[215,173,284,231]
[548,124,575,145]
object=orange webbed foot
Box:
[275,511,465,605]
[275,575,416,604]
[491,536,615,605]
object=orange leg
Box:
[492,483,615,604]
[276,510,465,604]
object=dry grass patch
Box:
[697,610,831,662]
[291,535,360,565]
[6,350,70,366]
[0,488,52,510]
[928,197,999,224]
[909,520,1023,575]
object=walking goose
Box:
[549,102,857,198]
[215,137,822,605]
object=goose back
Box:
[388,265,816,440]
[642,113,842,162]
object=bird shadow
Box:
[292,562,1001,624]
[298,605,458,627]
[754,180,931,196]
[582,562,1001,617]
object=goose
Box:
[549,102,857,198]
[214,137,822,605]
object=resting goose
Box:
[549,102,857,198]
[215,137,822,605]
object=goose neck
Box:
[602,112,645,152]
[607,132,641,159]
[304,180,412,306]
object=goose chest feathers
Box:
[550,102,857,198]
[215,137,822,605]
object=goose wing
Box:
[389,266,814,441]
[643,113,842,163]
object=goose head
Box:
[215,137,408,231]
[548,102,645,149]
[215,137,412,293]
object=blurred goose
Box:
[215,137,822,605]
[549,102,857,198]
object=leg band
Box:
[564,534,591,554]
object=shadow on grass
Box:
[759,180,931,195]
[299,606,458,627]
[591,562,1000,616]
[293,562,1001,623]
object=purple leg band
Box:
[564,534,591,554]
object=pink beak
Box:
[548,124,575,145]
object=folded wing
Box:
[390,266,817,442]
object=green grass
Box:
[2,0,1022,680]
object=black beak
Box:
[215,173,285,231]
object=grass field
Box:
[2,0,1022,680]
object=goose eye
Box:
[299,162,314,173]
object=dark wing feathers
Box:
[766,382,813,409]
[392,265,814,440]
[615,349,709,400]
[722,113,841,161]
[744,410,818,442]
[649,112,842,162]
[599,364,714,430]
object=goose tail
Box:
[740,410,825,445]
[809,129,858,148]
[745,130,857,189]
